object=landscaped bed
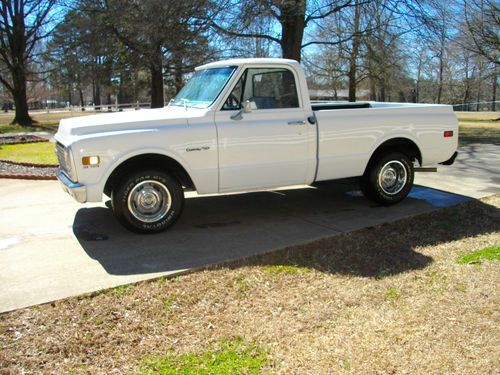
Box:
[0,195,498,374]
[0,136,57,179]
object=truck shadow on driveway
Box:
[73,181,488,279]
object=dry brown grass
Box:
[455,112,500,122]
[1,200,499,374]
[458,123,500,145]
[456,112,500,145]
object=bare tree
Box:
[211,0,354,62]
[464,0,499,66]
[0,0,57,126]
[347,0,362,101]
[103,0,213,108]
[431,4,448,104]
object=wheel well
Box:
[104,154,195,197]
[366,138,422,172]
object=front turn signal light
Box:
[82,156,100,166]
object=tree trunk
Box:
[476,67,482,111]
[348,0,361,102]
[476,86,481,111]
[173,53,184,94]
[279,0,306,62]
[12,92,32,126]
[10,66,33,126]
[369,78,376,101]
[379,85,386,102]
[492,75,497,112]
[415,60,422,103]
[149,45,164,108]
[436,41,445,104]
[67,85,72,106]
[347,59,358,102]
[79,88,85,110]
[462,58,470,111]
[150,64,164,108]
[93,80,101,110]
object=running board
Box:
[415,167,437,172]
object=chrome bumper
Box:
[56,168,87,203]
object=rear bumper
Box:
[56,168,87,203]
[439,151,458,166]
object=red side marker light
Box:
[444,130,453,138]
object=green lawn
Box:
[140,338,268,375]
[457,246,500,264]
[0,111,93,134]
[0,142,58,164]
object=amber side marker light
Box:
[444,130,454,137]
[82,156,100,166]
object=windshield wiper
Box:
[180,98,189,110]
[169,98,189,109]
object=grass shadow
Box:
[73,180,499,279]
[210,196,499,278]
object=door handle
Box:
[287,120,306,126]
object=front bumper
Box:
[56,168,87,203]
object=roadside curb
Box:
[0,173,56,180]
[0,138,49,144]
[0,159,57,168]
[0,134,51,145]
[0,159,57,180]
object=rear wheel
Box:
[111,170,184,233]
[360,152,414,205]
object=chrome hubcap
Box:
[378,161,407,195]
[127,180,171,223]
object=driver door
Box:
[214,67,315,192]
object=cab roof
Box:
[196,58,300,71]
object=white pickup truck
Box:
[55,58,458,233]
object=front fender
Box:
[97,147,195,193]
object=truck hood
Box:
[56,106,207,142]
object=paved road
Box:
[415,144,500,198]
[0,143,498,313]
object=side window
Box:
[222,68,299,110]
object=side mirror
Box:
[231,100,254,121]
[243,100,254,113]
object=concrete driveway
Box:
[1,143,498,313]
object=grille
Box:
[56,142,75,181]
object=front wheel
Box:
[111,170,184,233]
[360,152,414,205]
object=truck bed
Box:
[312,102,458,182]
[310,101,445,111]
[311,101,371,110]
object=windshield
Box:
[170,66,237,109]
